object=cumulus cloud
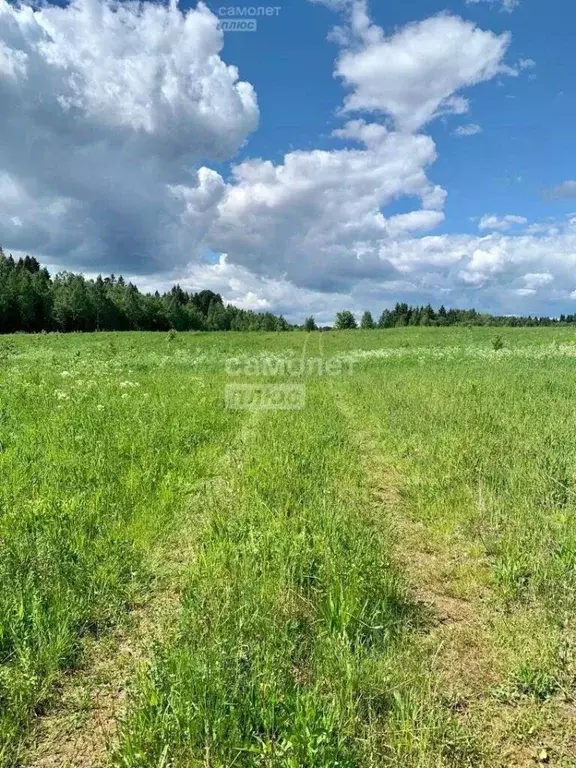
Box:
[453,123,483,137]
[0,0,257,272]
[206,121,445,291]
[199,2,515,292]
[132,220,576,319]
[333,9,511,131]
[129,254,361,324]
[354,219,576,317]
[478,214,528,231]
[522,272,553,289]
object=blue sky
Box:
[1,0,576,322]
[210,0,575,231]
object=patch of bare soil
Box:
[25,546,187,768]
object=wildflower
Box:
[97,404,105,411]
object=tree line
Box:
[2,249,574,335]
[0,249,291,333]
[304,303,572,331]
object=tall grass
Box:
[331,336,576,758]
[0,334,239,764]
[114,379,477,767]
[3,327,576,765]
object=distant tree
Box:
[304,316,317,332]
[192,289,221,316]
[335,311,358,330]
[206,299,229,331]
[378,309,393,328]
[360,311,375,329]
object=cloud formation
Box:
[465,0,521,13]
[334,9,511,131]
[478,214,528,231]
[2,0,562,320]
[453,123,483,137]
[202,2,514,291]
[129,217,576,321]
[206,121,445,290]
[0,0,257,272]
[543,181,576,200]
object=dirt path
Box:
[24,415,258,768]
[335,386,576,768]
[24,492,201,768]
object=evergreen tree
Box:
[360,311,375,329]
[0,247,572,334]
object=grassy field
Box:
[1,327,576,766]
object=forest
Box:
[0,249,291,333]
[2,248,575,334]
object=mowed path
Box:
[329,337,576,768]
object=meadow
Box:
[1,327,576,766]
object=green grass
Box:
[2,328,576,765]
[114,382,475,767]
[0,332,241,764]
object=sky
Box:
[1,0,575,323]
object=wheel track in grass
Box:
[331,369,576,768]
[22,328,311,768]
[24,404,259,768]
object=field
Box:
[2,327,576,767]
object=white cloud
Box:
[522,272,553,289]
[465,0,521,13]
[4,0,558,321]
[518,57,535,70]
[198,3,514,293]
[334,10,511,131]
[379,221,576,304]
[478,214,528,231]
[0,0,257,273]
[124,254,368,325]
[132,221,576,319]
[453,123,483,137]
[206,120,445,291]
